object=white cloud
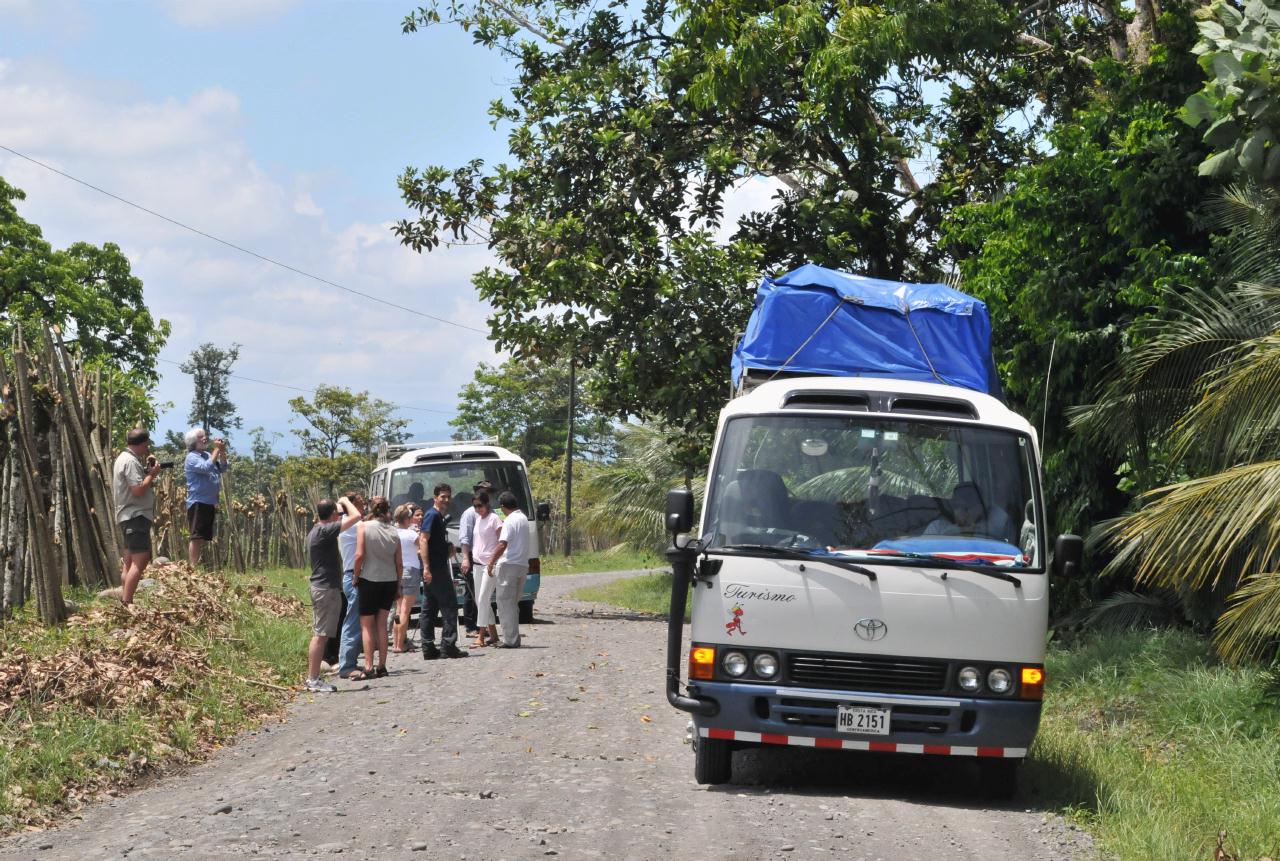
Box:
[293,192,322,217]
[0,54,498,448]
[154,0,300,28]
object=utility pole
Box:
[563,356,575,557]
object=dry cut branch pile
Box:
[0,562,306,831]
[0,563,301,720]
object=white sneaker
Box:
[304,677,337,693]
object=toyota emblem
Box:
[854,618,888,641]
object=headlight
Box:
[723,651,749,677]
[987,668,1013,694]
[753,653,779,678]
[957,666,982,692]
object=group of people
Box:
[110,426,229,605]
[111,426,535,694]
[303,480,532,693]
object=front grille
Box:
[776,697,953,733]
[787,653,948,694]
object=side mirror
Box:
[1053,534,1083,579]
[665,488,694,536]
[535,501,551,522]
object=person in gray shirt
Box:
[111,428,162,605]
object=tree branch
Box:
[484,0,568,49]
[1017,31,1095,68]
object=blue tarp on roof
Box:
[731,263,1002,398]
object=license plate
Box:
[837,705,891,735]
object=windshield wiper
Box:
[712,544,877,582]
[862,548,1022,588]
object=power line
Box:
[157,357,455,416]
[0,143,488,334]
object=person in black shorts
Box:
[111,428,162,605]
[182,427,228,567]
[350,497,402,681]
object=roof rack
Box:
[376,438,499,466]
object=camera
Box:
[158,461,174,469]
[146,456,174,469]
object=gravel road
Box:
[0,570,1094,860]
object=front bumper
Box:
[689,681,1041,758]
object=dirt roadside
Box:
[0,570,1094,860]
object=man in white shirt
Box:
[487,491,531,648]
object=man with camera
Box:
[112,427,164,605]
[183,427,229,567]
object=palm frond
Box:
[1213,572,1280,664]
[1171,332,1280,468]
[580,423,706,550]
[1069,283,1268,456]
[1082,591,1182,632]
[1096,459,1280,594]
[1206,182,1280,284]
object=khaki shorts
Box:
[310,584,342,638]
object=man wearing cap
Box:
[112,428,163,605]
[456,479,494,633]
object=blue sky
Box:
[0,0,519,448]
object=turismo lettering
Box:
[723,583,796,603]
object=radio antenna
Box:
[1041,337,1057,450]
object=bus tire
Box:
[694,735,732,785]
[518,600,534,624]
[978,758,1019,800]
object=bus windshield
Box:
[387,461,532,522]
[703,415,1042,568]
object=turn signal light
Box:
[690,646,716,680]
[1020,666,1045,700]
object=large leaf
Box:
[1200,148,1240,177]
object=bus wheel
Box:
[978,758,1019,800]
[518,600,534,624]
[694,735,732,785]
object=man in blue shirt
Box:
[183,427,229,567]
[418,483,468,659]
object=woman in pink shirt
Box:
[469,493,503,648]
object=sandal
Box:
[348,667,373,681]
[375,666,389,678]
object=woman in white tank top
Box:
[392,504,423,653]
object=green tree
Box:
[287,385,410,494]
[0,177,167,375]
[451,356,614,462]
[180,342,243,437]
[396,0,1182,468]
[1,176,169,430]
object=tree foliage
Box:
[451,356,614,462]
[1,177,170,435]
[286,385,410,494]
[944,36,1216,534]
[1181,0,1280,182]
[1075,183,1280,662]
[0,176,169,381]
[180,342,243,438]
[397,0,1205,481]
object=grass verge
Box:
[539,546,667,575]
[569,570,688,618]
[569,575,1279,860]
[1028,629,1280,861]
[0,563,310,835]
